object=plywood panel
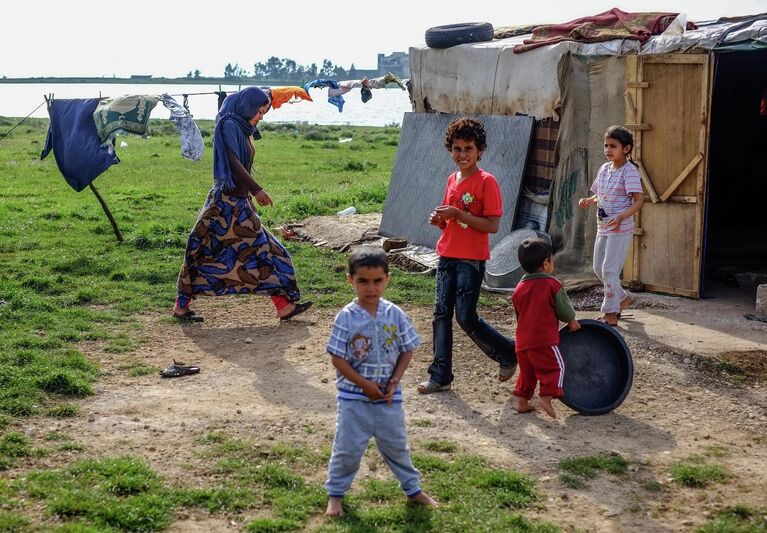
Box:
[638,202,697,289]
[641,62,705,197]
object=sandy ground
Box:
[14,281,764,532]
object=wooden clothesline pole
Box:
[89,183,123,242]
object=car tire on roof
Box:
[425,22,495,49]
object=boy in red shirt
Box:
[418,117,518,394]
[511,237,580,418]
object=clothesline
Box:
[2,73,408,142]
[0,91,234,142]
[0,100,46,142]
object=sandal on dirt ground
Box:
[160,360,201,378]
[279,301,314,321]
[173,310,204,322]
[498,363,517,382]
[596,316,619,326]
[417,380,452,394]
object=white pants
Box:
[593,232,633,314]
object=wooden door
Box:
[623,54,711,298]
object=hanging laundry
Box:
[93,94,161,143]
[304,79,345,112]
[328,81,354,97]
[371,72,408,90]
[361,86,373,103]
[335,72,407,92]
[215,91,227,111]
[269,86,313,109]
[41,98,120,192]
[161,94,204,162]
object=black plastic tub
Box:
[559,319,633,415]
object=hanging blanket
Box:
[513,8,696,53]
[93,94,161,142]
[41,98,120,192]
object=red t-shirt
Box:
[435,169,503,260]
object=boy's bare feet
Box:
[408,491,438,506]
[516,397,536,413]
[620,295,634,312]
[539,396,557,419]
[325,496,344,516]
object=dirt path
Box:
[32,290,767,532]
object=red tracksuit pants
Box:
[513,345,565,399]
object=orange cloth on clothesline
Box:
[270,87,313,109]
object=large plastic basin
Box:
[559,319,633,415]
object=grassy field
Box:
[0,117,444,419]
[0,116,563,531]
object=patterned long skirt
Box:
[176,188,300,307]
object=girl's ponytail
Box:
[605,125,638,167]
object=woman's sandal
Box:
[417,380,452,394]
[173,310,204,322]
[279,301,314,321]
[498,363,517,382]
[160,360,201,378]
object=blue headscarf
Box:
[212,87,271,191]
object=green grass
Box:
[0,432,32,469]
[46,403,81,417]
[715,358,746,378]
[670,457,730,488]
[1,119,480,420]
[558,453,629,488]
[696,505,767,532]
[419,439,458,453]
[0,510,29,531]
[1,119,517,530]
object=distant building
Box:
[377,52,409,77]
[130,74,153,79]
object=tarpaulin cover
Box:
[546,53,626,291]
[41,98,120,192]
[409,37,638,120]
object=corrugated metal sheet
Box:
[380,112,534,249]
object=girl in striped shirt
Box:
[578,126,644,326]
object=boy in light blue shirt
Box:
[324,247,438,516]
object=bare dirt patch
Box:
[12,291,767,531]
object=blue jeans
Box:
[428,257,517,386]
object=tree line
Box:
[186,57,359,81]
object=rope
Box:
[0,88,246,143]
[0,100,46,142]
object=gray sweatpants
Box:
[593,232,633,314]
[325,399,421,497]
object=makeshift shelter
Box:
[404,12,767,298]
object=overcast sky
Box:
[4,0,765,78]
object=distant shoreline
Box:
[0,77,301,85]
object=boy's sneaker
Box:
[499,363,517,382]
[417,380,452,394]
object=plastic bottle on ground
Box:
[337,206,356,217]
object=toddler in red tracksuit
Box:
[511,237,580,418]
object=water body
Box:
[0,83,412,127]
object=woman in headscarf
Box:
[173,87,312,322]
